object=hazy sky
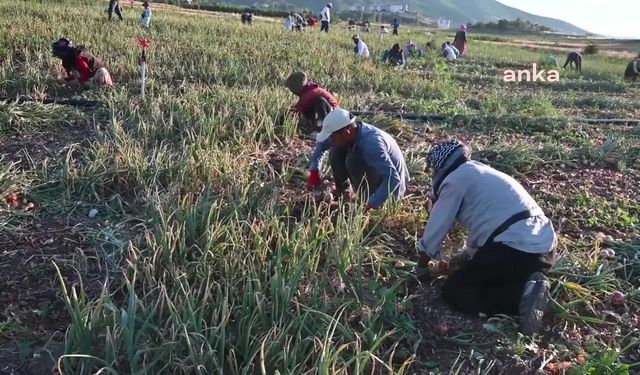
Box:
[496,0,640,39]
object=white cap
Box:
[316,109,355,142]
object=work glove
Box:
[307,169,321,190]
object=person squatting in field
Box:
[307,17,318,28]
[624,52,640,81]
[540,55,559,69]
[306,109,410,211]
[381,43,406,67]
[442,42,459,60]
[564,51,582,73]
[241,12,253,25]
[416,140,557,335]
[284,16,294,31]
[405,40,424,59]
[140,1,151,28]
[453,24,468,56]
[284,71,339,132]
[352,35,370,58]
[51,38,113,89]
[107,0,123,21]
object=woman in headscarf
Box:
[453,24,468,56]
[381,43,405,66]
[416,140,557,335]
[51,38,113,88]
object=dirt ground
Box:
[477,39,638,59]
[0,113,103,374]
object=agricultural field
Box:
[1,0,639,374]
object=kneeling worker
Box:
[416,140,557,335]
[624,53,640,82]
[52,38,113,88]
[307,109,409,210]
[284,71,339,132]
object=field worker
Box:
[442,42,457,60]
[563,51,582,73]
[107,0,123,21]
[416,140,557,335]
[453,25,468,56]
[391,19,400,36]
[381,43,405,66]
[307,109,410,210]
[320,3,332,33]
[540,55,559,68]
[624,53,640,81]
[307,17,318,28]
[51,38,113,88]
[447,42,460,57]
[380,25,389,39]
[284,71,339,132]
[140,1,151,28]
[241,12,253,25]
[284,16,294,31]
[405,40,424,59]
[292,13,306,31]
[352,35,370,58]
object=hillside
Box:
[219,0,589,34]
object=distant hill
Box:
[214,0,589,35]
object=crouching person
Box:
[307,109,410,211]
[52,38,113,89]
[624,53,640,82]
[285,71,340,132]
[416,140,557,335]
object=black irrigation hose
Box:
[2,98,637,125]
[579,118,640,124]
[0,96,101,108]
[351,110,448,122]
[352,110,640,125]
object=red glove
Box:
[307,169,321,189]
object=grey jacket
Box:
[418,160,557,260]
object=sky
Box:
[496,0,640,39]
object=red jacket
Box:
[63,51,104,82]
[293,83,339,114]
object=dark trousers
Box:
[442,243,555,316]
[393,28,398,35]
[320,21,329,33]
[329,146,381,198]
[108,0,123,20]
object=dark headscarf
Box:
[51,37,73,59]
[427,140,471,201]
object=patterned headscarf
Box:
[427,140,464,170]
